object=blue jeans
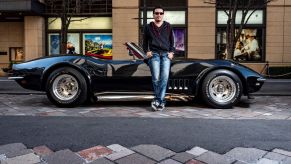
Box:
[148,52,171,105]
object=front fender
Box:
[194,65,248,96]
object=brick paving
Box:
[1,143,291,164]
[0,94,291,120]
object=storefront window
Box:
[47,16,112,58]
[9,47,24,63]
[217,28,263,62]
[216,9,265,62]
[48,33,81,55]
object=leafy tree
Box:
[205,0,275,59]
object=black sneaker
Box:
[151,100,159,111]
[157,103,165,111]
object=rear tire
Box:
[46,67,87,107]
[201,69,242,109]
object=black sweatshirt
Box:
[143,21,175,54]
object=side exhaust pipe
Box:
[94,92,193,102]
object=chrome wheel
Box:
[52,74,79,101]
[202,69,242,109]
[208,76,236,103]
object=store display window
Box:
[216,9,265,62]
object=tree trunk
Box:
[60,16,68,54]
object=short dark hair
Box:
[152,6,164,14]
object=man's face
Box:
[153,8,164,22]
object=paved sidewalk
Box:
[0,94,291,120]
[0,143,291,164]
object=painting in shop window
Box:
[173,28,186,58]
[83,33,112,60]
[48,33,60,55]
[217,28,262,62]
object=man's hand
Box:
[168,52,174,60]
[146,51,153,58]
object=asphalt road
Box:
[253,79,291,96]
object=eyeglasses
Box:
[154,12,164,15]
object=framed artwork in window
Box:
[83,33,112,60]
[173,28,186,58]
[48,33,60,55]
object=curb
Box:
[251,93,291,96]
[0,92,45,95]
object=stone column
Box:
[188,1,215,59]
[264,0,291,69]
[112,0,139,60]
[24,16,45,61]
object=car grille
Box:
[168,79,191,91]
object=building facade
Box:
[0,0,290,73]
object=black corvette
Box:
[9,42,265,108]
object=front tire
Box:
[201,69,242,109]
[46,67,87,107]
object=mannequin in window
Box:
[67,42,76,54]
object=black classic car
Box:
[9,42,265,108]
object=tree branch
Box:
[48,17,58,25]
[70,17,89,22]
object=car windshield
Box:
[125,42,146,59]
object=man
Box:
[143,6,175,111]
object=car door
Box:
[106,59,152,92]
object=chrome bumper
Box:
[8,76,24,80]
[257,77,266,82]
